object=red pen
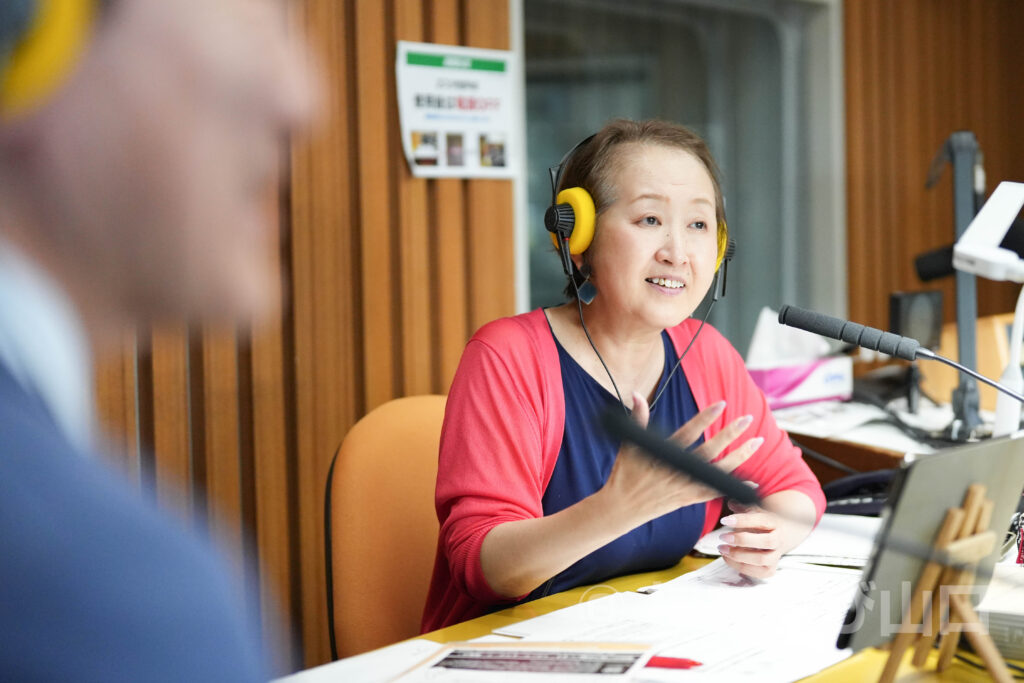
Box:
[646,656,703,670]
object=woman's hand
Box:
[480,392,784,599]
[717,492,818,578]
[717,501,784,578]
[598,392,764,528]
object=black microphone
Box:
[777,305,922,361]
[914,245,955,282]
[600,408,762,507]
[914,217,1024,282]
[598,388,1024,592]
[777,305,1024,405]
[712,238,737,301]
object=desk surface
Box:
[421,556,1003,682]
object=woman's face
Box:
[581,143,719,333]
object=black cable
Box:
[955,619,1024,674]
[572,277,628,415]
[851,388,963,449]
[648,298,716,411]
[571,271,718,416]
[954,651,1024,678]
[789,438,860,475]
[862,415,956,449]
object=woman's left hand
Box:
[716,500,785,579]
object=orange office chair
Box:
[324,394,446,659]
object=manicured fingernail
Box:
[737,415,753,429]
[718,545,731,556]
[720,515,737,526]
[720,533,735,544]
[709,400,726,414]
[750,437,764,450]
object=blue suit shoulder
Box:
[0,366,268,682]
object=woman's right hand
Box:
[598,392,763,527]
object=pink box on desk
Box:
[748,355,853,410]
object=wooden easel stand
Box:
[877,484,1011,683]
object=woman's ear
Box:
[571,252,586,273]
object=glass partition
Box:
[523,0,844,353]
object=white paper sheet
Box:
[493,560,861,682]
[694,512,882,568]
[771,400,885,439]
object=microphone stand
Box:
[926,131,984,440]
[993,285,1024,436]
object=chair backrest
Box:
[325,394,446,659]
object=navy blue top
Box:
[0,361,267,682]
[524,330,706,601]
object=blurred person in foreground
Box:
[423,119,825,631]
[0,0,316,680]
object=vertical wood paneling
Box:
[895,1,922,310]
[90,0,516,672]
[463,0,516,333]
[431,0,471,388]
[195,328,244,563]
[843,0,866,324]
[876,1,898,307]
[1009,4,1024,182]
[93,332,139,475]
[394,0,435,396]
[290,0,362,665]
[845,0,1024,335]
[355,0,398,411]
[250,319,296,666]
[433,178,470,387]
[148,327,192,519]
[249,187,299,667]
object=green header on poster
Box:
[406,52,506,72]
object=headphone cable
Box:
[571,274,629,415]
[570,270,718,416]
[648,298,716,411]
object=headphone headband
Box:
[548,133,596,204]
[545,131,730,273]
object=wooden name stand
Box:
[878,483,1011,683]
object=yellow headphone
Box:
[544,134,730,274]
[1,0,100,117]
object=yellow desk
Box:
[421,556,1007,681]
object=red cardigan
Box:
[421,309,825,632]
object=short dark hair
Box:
[556,118,726,300]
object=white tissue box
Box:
[748,355,853,410]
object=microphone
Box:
[777,305,922,361]
[914,217,1024,282]
[914,245,956,282]
[777,305,1024,405]
[600,408,762,507]
[712,238,737,301]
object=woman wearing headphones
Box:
[422,119,825,631]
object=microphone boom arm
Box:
[917,348,1024,406]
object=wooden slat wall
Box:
[91,0,514,672]
[845,0,1024,331]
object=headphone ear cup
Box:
[715,220,729,271]
[1,0,98,116]
[547,187,596,254]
